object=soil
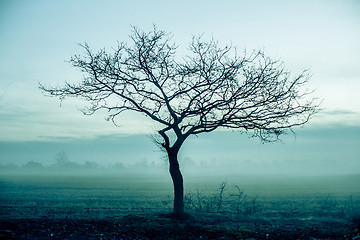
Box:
[0,212,358,240]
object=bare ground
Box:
[1,212,359,240]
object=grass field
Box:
[0,173,360,239]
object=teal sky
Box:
[0,1,359,174]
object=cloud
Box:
[0,81,155,142]
[322,110,359,116]
[310,109,360,127]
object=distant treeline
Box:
[0,159,168,175]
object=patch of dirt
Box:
[0,212,358,240]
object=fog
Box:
[1,125,359,177]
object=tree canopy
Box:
[40,27,318,143]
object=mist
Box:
[1,124,359,177]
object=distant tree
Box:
[23,161,44,170]
[55,151,69,167]
[54,151,78,169]
[40,27,319,217]
[21,161,44,174]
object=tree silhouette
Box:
[40,27,319,217]
[55,151,70,167]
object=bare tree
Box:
[40,26,319,217]
[55,151,69,167]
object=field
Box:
[0,174,360,239]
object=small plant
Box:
[184,188,218,212]
[230,185,248,214]
[216,181,227,212]
[184,182,260,216]
[243,196,259,216]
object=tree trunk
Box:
[168,150,184,217]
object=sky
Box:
[0,0,359,175]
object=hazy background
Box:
[1,0,359,176]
